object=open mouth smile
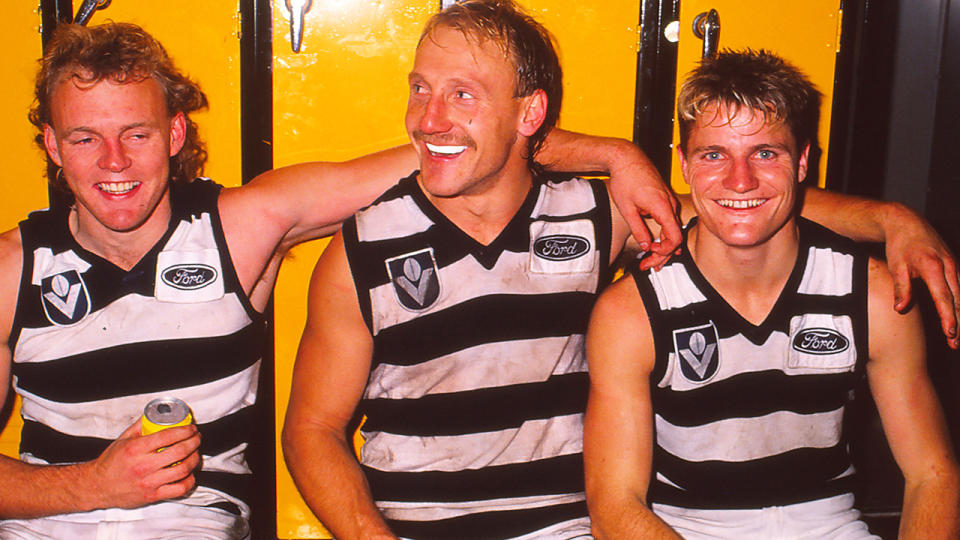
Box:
[716,198,767,209]
[425,142,468,157]
[96,181,141,195]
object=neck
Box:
[70,203,171,271]
[687,220,800,325]
[423,161,535,246]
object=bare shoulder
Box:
[593,272,645,322]
[867,255,924,360]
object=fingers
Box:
[638,251,670,272]
[891,263,913,314]
[623,210,653,252]
[921,261,960,350]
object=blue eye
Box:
[757,149,775,159]
[704,151,720,160]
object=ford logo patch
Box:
[792,328,849,355]
[533,235,590,261]
[161,264,218,290]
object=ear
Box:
[168,112,187,157]
[517,89,547,137]
[676,146,692,186]
[797,143,810,183]
[43,124,63,167]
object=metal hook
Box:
[692,9,721,59]
[285,0,313,53]
[74,0,111,26]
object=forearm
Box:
[900,470,960,539]
[538,129,654,176]
[283,425,395,540]
[800,186,914,243]
[0,454,101,518]
[590,495,681,540]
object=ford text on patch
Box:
[792,328,850,355]
[161,264,218,291]
[533,235,590,261]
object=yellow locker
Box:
[0,6,46,461]
[670,1,842,192]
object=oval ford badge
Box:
[161,264,218,291]
[533,235,590,261]
[792,328,849,355]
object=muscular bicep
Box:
[220,146,418,297]
[284,233,373,441]
[584,277,657,506]
[0,228,24,407]
[866,258,956,481]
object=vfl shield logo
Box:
[160,264,218,291]
[792,328,850,355]
[533,235,590,261]
[673,322,720,382]
[41,270,90,326]
[385,248,440,311]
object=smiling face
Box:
[679,103,809,250]
[405,25,545,200]
[43,75,186,236]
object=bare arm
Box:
[220,145,419,304]
[0,229,201,519]
[539,129,681,267]
[281,234,396,540]
[866,257,960,539]
[584,277,681,539]
[803,187,959,349]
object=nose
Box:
[97,137,132,172]
[417,94,452,135]
[722,156,759,193]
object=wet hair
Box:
[420,0,562,173]
[29,22,208,196]
[677,49,821,155]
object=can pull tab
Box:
[285,0,313,53]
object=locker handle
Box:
[286,0,313,53]
[74,0,110,26]
[692,9,721,59]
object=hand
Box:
[884,207,960,349]
[84,421,202,510]
[607,161,681,270]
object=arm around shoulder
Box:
[866,257,960,540]
[281,233,396,540]
[802,186,959,349]
[584,276,681,539]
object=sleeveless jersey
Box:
[9,179,264,517]
[632,218,869,509]
[342,173,613,539]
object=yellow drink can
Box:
[141,397,193,436]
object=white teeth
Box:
[97,181,140,194]
[716,198,766,209]
[425,143,467,155]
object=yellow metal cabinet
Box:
[0,6,46,462]
[671,1,842,191]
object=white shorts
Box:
[0,488,249,540]
[652,493,880,540]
